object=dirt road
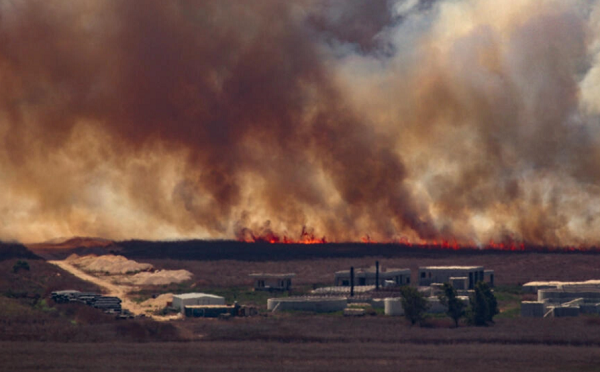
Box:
[49,260,178,321]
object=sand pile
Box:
[66,254,153,274]
[65,254,193,286]
[140,293,174,309]
[126,270,193,286]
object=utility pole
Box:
[350,266,354,297]
[375,261,380,290]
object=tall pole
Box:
[350,266,354,297]
[375,261,380,290]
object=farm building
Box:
[418,266,490,289]
[522,280,600,293]
[184,304,258,318]
[185,304,238,318]
[521,285,600,318]
[172,293,225,313]
[249,273,295,291]
[334,266,411,287]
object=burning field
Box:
[2,0,600,250]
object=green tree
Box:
[481,282,499,323]
[399,286,429,326]
[12,260,30,273]
[438,283,466,327]
[466,281,497,326]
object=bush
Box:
[399,286,429,326]
[438,283,466,327]
[12,260,30,273]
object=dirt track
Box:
[49,260,178,321]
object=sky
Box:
[1,0,600,246]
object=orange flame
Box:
[237,227,597,252]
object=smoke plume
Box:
[1,0,600,246]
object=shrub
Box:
[12,260,30,273]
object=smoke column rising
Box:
[0,0,599,246]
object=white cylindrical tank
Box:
[384,298,404,316]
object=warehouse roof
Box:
[248,273,296,278]
[524,280,600,287]
[335,267,410,275]
[172,293,224,300]
[419,266,484,270]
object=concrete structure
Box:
[267,297,347,313]
[312,286,375,295]
[249,273,295,291]
[172,293,225,313]
[384,298,404,316]
[520,283,600,318]
[371,298,385,309]
[426,296,470,314]
[344,308,365,317]
[335,266,411,287]
[551,306,580,317]
[449,277,469,290]
[521,301,546,317]
[383,295,469,316]
[538,287,600,304]
[418,266,486,289]
[522,280,600,293]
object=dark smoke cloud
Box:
[1,0,600,246]
[0,0,433,242]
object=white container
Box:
[384,298,404,316]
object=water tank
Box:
[384,298,404,316]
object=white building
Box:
[418,266,488,289]
[522,280,600,293]
[334,266,411,287]
[521,283,600,318]
[249,273,295,291]
[172,293,225,314]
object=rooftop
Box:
[419,266,484,270]
[173,293,224,300]
[523,280,600,287]
[335,267,410,275]
[540,287,600,293]
[248,273,296,278]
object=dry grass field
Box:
[2,340,600,372]
[145,250,600,288]
[7,241,600,371]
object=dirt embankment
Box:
[49,255,191,320]
[65,254,192,286]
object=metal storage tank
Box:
[384,298,404,316]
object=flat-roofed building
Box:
[172,293,225,313]
[249,273,295,291]
[418,266,486,289]
[334,266,411,287]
